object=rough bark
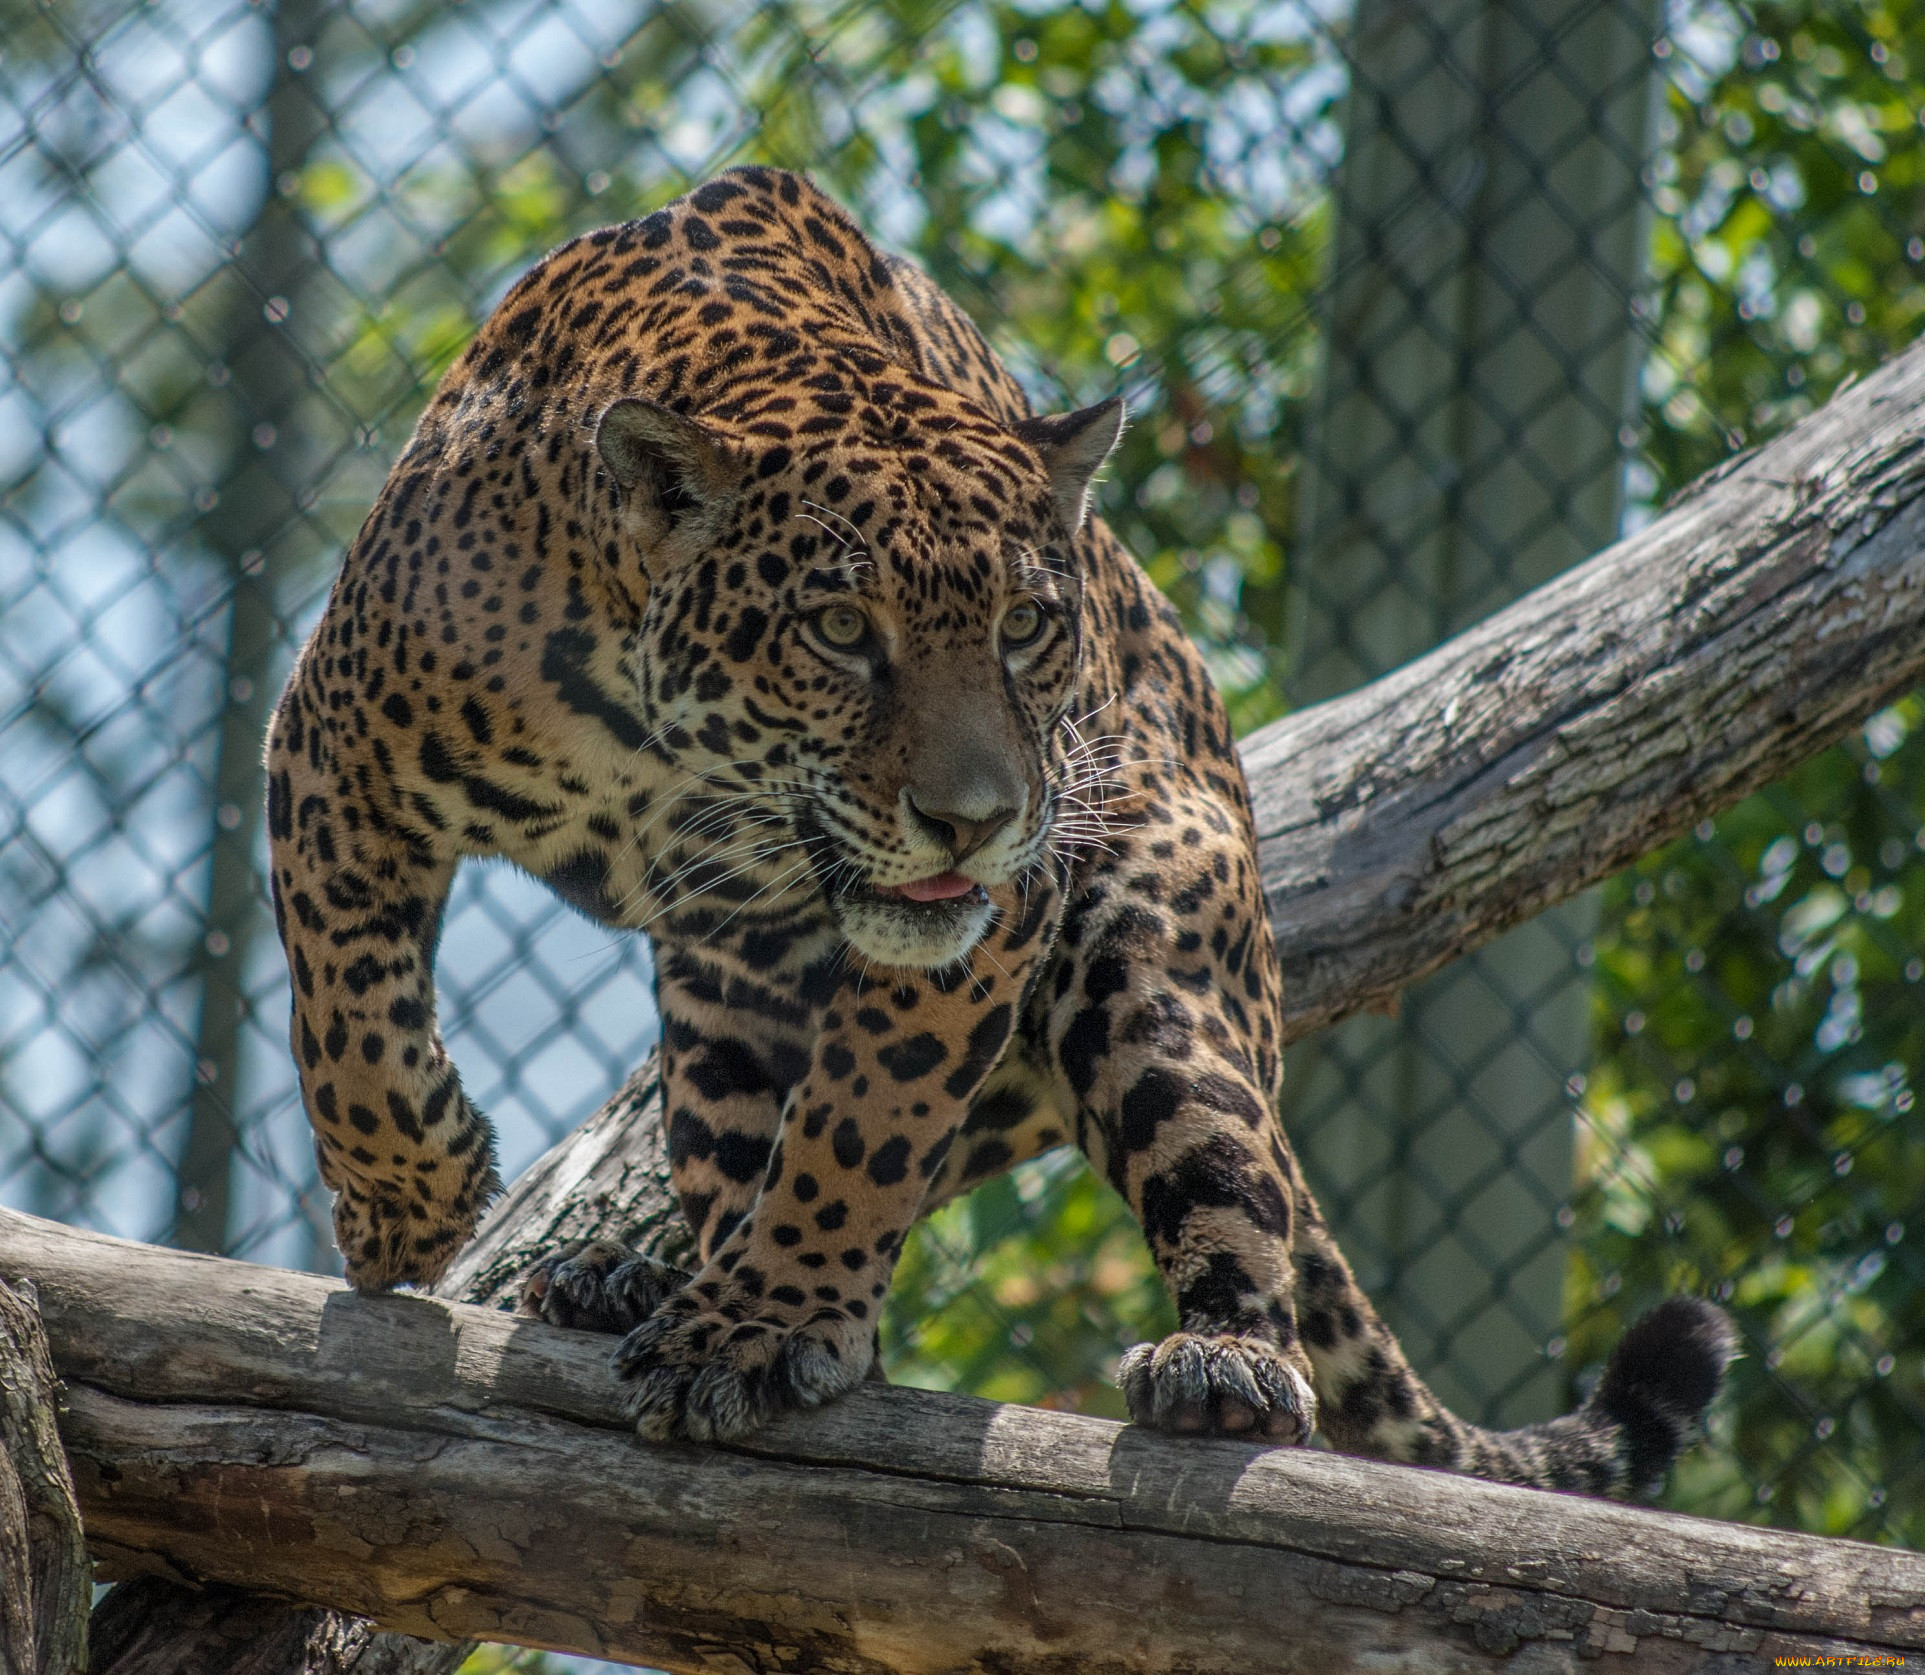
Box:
[87,1582,387,1675]
[434,1059,690,1311]
[3,1208,1921,1674]
[0,1279,89,1675]
[1251,338,1925,1039]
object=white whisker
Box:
[797,501,875,584]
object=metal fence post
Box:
[174,0,330,1255]
[1286,0,1661,1423]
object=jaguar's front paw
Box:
[519,1240,691,1335]
[1118,1332,1317,1443]
[612,1287,871,1442]
[335,1184,477,1294]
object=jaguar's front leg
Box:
[267,684,499,1293]
[615,934,1032,1442]
[1053,780,1317,1444]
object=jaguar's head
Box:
[596,386,1123,969]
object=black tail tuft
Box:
[1589,1297,1739,1496]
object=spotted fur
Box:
[269,166,1732,1484]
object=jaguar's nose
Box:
[906,792,1017,863]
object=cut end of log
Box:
[0,1276,93,1675]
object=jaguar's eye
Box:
[1001,598,1045,649]
[815,602,870,649]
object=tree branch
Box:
[1250,340,1925,1038]
[6,1208,1923,1674]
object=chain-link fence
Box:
[4,0,1922,1618]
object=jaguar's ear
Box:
[1012,396,1126,533]
[596,398,742,554]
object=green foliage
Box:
[885,1152,1173,1414]
[1575,0,1925,1543]
[457,1647,645,1674]
[873,0,1925,1531]
[456,1649,558,1674]
[1576,707,1925,1543]
[1641,0,1925,483]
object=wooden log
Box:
[0,1279,89,1675]
[4,1208,1922,1674]
[1250,338,1925,1038]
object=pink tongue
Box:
[887,871,976,903]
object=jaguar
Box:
[267,164,1733,1491]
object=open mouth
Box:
[874,871,986,905]
[834,867,997,968]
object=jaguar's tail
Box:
[1456,1297,1739,1497]
[1303,1233,1739,1497]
